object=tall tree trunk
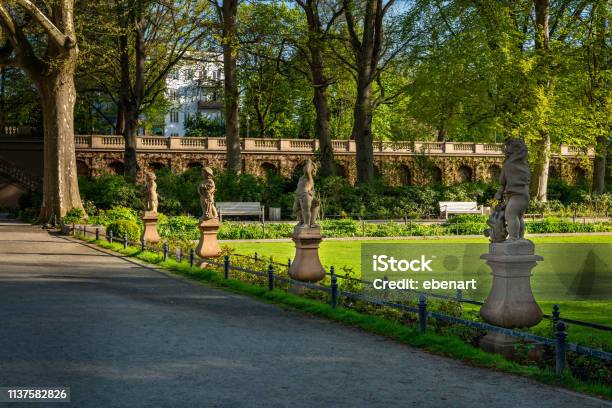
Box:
[592,135,608,194]
[123,104,139,180]
[313,82,335,177]
[353,74,374,183]
[531,0,551,201]
[531,131,550,201]
[37,68,84,223]
[0,0,83,225]
[590,3,608,195]
[303,0,335,177]
[223,0,241,173]
[119,7,146,182]
[437,118,447,142]
[0,67,5,132]
[345,0,379,184]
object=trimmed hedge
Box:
[86,206,612,241]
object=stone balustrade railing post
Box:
[169,137,182,150]
[280,139,291,151]
[90,135,104,149]
[243,139,256,151]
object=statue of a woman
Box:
[493,138,530,241]
[293,159,320,228]
[143,172,158,214]
[198,167,218,221]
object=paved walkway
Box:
[0,224,609,408]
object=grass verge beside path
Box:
[72,235,612,401]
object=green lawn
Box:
[224,235,612,346]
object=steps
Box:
[0,157,40,191]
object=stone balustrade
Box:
[73,135,594,157]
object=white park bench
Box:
[217,202,265,222]
[439,201,483,219]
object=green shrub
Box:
[101,206,140,224]
[62,208,85,225]
[321,219,360,237]
[106,219,141,242]
[218,222,294,240]
[159,215,199,240]
[79,175,141,210]
[155,167,202,216]
[527,218,612,233]
[450,214,488,223]
[78,168,610,221]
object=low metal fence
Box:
[235,252,612,333]
[71,225,612,377]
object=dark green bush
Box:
[18,188,42,222]
[78,169,610,222]
[79,175,141,210]
[155,167,201,215]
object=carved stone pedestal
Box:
[141,212,161,243]
[196,218,221,258]
[288,226,325,282]
[479,239,543,358]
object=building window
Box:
[170,110,179,123]
[184,111,191,122]
[185,69,193,80]
[170,69,179,80]
[171,132,179,137]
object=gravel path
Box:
[0,223,609,408]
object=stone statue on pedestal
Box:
[198,167,218,221]
[143,172,158,215]
[141,171,161,243]
[293,159,320,229]
[288,159,325,283]
[493,138,530,241]
[196,167,221,259]
[480,138,542,358]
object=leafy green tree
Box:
[0,67,40,131]
[239,2,314,138]
[184,113,226,136]
[78,0,211,180]
[0,0,85,222]
[336,0,419,183]
[206,0,242,173]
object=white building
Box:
[164,55,224,137]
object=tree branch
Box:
[342,0,362,51]
[0,4,18,47]
[13,0,72,48]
